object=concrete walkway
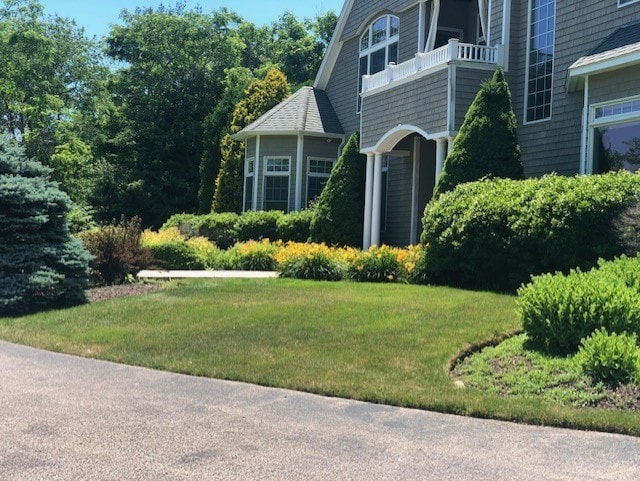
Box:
[137,269,279,279]
[1,341,639,481]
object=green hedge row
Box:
[162,209,313,248]
[418,171,640,292]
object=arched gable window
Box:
[358,15,399,111]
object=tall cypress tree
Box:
[310,131,366,246]
[434,68,523,197]
[212,68,291,213]
[0,137,91,316]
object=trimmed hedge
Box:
[162,210,314,247]
[419,172,640,292]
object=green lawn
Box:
[2,278,639,435]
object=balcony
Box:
[362,39,504,94]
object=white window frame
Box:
[586,95,640,174]
[306,157,335,205]
[523,0,556,125]
[357,15,400,113]
[243,157,255,212]
[263,156,291,212]
[619,0,640,7]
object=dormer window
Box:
[358,15,399,112]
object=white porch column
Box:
[425,0,440,52]
[410,137,422,245]
[447,135,455,154]
[580,76,590,174]
[435,138,447,185]
[371,152,383,247]
[502,0,512,70]
[418,1,427,53]
[295,134,304,210]
[253,135,260,210]
[363,153,374,249]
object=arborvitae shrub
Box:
[310,131,365,246]
[418,171,640,292]
[434,68,522,197]
[213,68,291,213]
[0,138,91,315]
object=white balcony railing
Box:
[362,39,503,94]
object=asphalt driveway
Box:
[1,340,639,480]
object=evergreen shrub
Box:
[1,139,91,314]
[197,212,240,248]
[434,68,522,197]
[518,257,640,354]
[277,209,313,242]
[235,210,283,242]
[310,131,365,246]
[419,171,640,291]
[575,328,640,386]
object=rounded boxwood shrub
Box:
[419,171,640,292]
[575,328,640,386]
[518,261,640,354]
[196,212,239,249]
[235,210,283,242]
[277,209,313,242]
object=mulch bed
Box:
[88,283,165,303]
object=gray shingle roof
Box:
[233,87,344,140]
[588,21,640,56]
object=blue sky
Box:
[40,0,344,39]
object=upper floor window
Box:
[358,15,399,111]
[619,0,640,7]
[525,0,555,123]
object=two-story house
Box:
[233,0,640,248]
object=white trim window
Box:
[243,157,255,211]
[588,96,640,174]
[264,157,290,212]
[524,0,555,123]
[619,0,640,7]
[358,15,399,112]
[306,157,334,206]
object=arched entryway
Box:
[362,125,454,248]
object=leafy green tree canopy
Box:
[212,68,291,213]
